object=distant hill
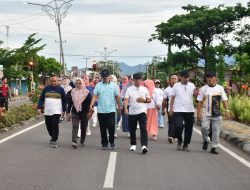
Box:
[118,62,146,75]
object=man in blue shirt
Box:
[89,69,121,150]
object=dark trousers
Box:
[167,113,175,138]
[71,112,88,144]
[128,113,148,146]
[0,97,8,111]
[45,114,61,142]
[98,112,115,146]
[173,112,194,146]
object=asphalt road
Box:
[0,117,249,190]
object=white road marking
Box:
[103,152,118,189]
[0,121,45,144]
[193,127,250,169]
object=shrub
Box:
[0,104,37,128]
[227,95,250,124]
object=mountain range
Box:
[118,62,146,75]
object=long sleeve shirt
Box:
[66,90,92,114]
[37,85,66,116]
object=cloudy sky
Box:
[0,0,248,70]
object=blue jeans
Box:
[157,106,164,127]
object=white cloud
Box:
[0,0,249,69]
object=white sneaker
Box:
[86,131,91,136]
[129,145,136,151]
[72,142,78,149]
[141,146,148,154]
[127,133,130,138]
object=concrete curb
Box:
[220,128,250,155]
[0,116,42,135]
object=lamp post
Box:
[95,47,117,74]
[25,0,73,75]
[83,57,90,75]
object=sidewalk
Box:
[221,119,250,154]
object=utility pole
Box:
[95,47,117,73]
[55,40,66,73]
[83,57,90,74]
[25,0,73,75]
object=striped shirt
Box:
[37,85,66,116]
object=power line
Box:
[42,52,166,58]
[10,26,148,39]
[0,13,44,27]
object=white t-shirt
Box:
[197,84,228,117]
[163,86,173,111]
[147,89,161,109]
[171,82,196,112]
[155,88,164,104]
[125,85,150,115]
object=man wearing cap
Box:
[154,80,164,128]
[197,72,229,154]
[162,75,178,143]
[89,69,121,150]
[169,71,198,151]
[124,73,151,154]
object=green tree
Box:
[97,60,121,77]
[151,3,249,74]
[34,56,62,82]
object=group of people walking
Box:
[37,69,229,155]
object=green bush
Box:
[0,104,37,128]
[227,95,250,124]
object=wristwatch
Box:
[225,109,230,113]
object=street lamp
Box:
[95,47,117,74]
[25,0,73,75]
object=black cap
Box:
[206,72,216,78]
[133,73,142,80]
[179,70,189,78]
[100,69,110,78]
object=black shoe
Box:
[80,143,85,147]
[168,137,174,144]
[182,145,190,152]
[110,143,116,150]
[202,141,208,151]
[141,146,148,154]
[177,143,182,151]
[210,148,219,155]
[101,145,108,150]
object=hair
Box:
[2,77,7,80]
[50,74,58,78]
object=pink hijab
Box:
[144,79,155,97]
[122,76,128,87]
[82,75,90,86]
[71,78,89,113]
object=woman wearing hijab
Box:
[66,78,92,148]
[82,75,94,136]
[60,77,72,122]
[61,76,73,94]
[120,76,132,137]
[144,79,161,140]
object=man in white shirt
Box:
[169,71,198,151]
[197,72,229,154]
[124,73,151,154]
[162,75,178,143]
